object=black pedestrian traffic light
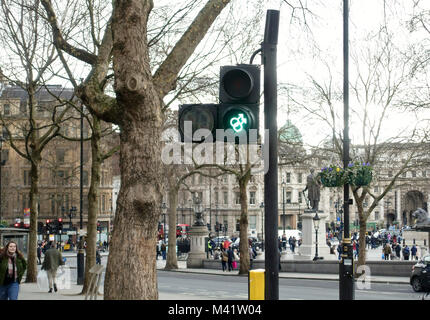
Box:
[178,64,260,144]
[218,65,260,144]
[58,218,63,232]
[178,104,218,143]
[38,222,44,234]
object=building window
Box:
[249,215,256,230]
[56,149,65,163]
[402,172,407,178]
[286,172,291,183]
[412,171,416,178]
[83,170,89,186]
[298,173,302,184]
[1,149,8,162]
[249,192,256,205]
[423,170,427,177]
[101,194,106,212]
[374,186,379,193]
[223,175,228,184]
[235,192,240,205]
[223,192,228,205]
[298,191,302,204]
[286,191,292,204]
[20,100,27,114]
[388,171,393,177]
[215,191,219,204]
[3,104,10,116]
[199,175,203,184]
[374,212,379,220]
[23,170,31,186]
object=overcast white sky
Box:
[262,0,430,148]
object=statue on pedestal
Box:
[412,208,430,231]
[303,168,321,211]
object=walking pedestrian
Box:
[227,246,234,271]
[411,244,418,260]
[395,243,401,259]
[249,246,254,270]
[37,242,42,265]
[161,241,167,260]
[383,243,391,261]
[0,241,27,300]
[42,242,65,293]
[337,245,342,260]
[221,249,228,271]
[96,248,101,265]
[402,245,410,261]
[291,237,296,253]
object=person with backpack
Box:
[402,245,410,260]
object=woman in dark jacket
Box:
[0,241,27,300]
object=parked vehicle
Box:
[211,236,231,249]
[278,229,302,240]
[410,254,430,292]
[231,237,262,251]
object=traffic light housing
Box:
[178,104,218,143]
[58,218,63,232]
[178,64,260,144]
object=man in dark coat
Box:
[227,246,234,271]
[42,242,65,293]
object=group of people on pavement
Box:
[382,242,418,261]
[279,235,300,253]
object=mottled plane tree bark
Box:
[42,0,231,299]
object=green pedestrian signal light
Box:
[229,113,247,132]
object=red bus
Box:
[176,224,190,237]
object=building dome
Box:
[279,120,303,144]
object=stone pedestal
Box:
[294,209,336,261]
[186,225,209,268]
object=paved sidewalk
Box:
[17,252,411,300]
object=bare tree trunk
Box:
[26,159,40,282]
[103,1,163,299]
[165,183,178,270]
[358,213,367,272]
[238,177,250,274]
[82,116,101,294]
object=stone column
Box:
[186,225,209,268]
[396,190,401,222]
[294,209,336,260]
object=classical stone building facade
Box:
[164,122,430,238]
[0,82,116,239]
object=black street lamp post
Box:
[313,211,321,261]
[281,180,286,237]
[260,202,264,252]
[340,0,355,300]
[0,137,5,226]
[193,197,204,226]
[161,202,167,242]
[77,103,84,286]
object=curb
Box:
[156,267,410,285]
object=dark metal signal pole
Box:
[77,104,85,285]
[339,0,355,300]
[262,9,280,301]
